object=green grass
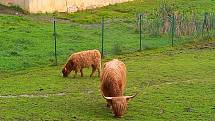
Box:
[0,14,213,71]
[0,14,150,70]
[0,0,215,120]
[0,0,214,71]
[0,40,215,120]
[0,15,101,70]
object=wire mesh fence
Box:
[101,17,139,56]
[0,11,214,70]
[95,12,215,58]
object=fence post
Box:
[101,17,104,58]
[202,12,209,38]
[53,20,57,65]
[171,14,175,47]
[139,14,143,51]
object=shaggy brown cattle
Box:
[62,50,101,77]
[100,59,136,118]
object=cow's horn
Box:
[102,94,112,100]
[125,93,138,99]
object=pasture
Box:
[0,41,215,120]
[0,0,215,120]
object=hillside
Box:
[0,0,215,120]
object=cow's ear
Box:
[67,60,73,68]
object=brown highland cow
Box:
[100,59,137,118]
[62,50,101,77]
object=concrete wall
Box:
[0,0,29,11]
[0,0,133,13]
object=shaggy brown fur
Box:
[100,59,135,118]
[62,50,101,77]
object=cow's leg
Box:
[90,66,96,77]
[105,93,112,108]
[106,100,112,109]
[106,103,110,108]
[97,67,100,77]
[80,68,84,77]
[74,69,78,78]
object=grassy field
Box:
[0,0,214,71]
[0,0,215,120]
[0,40,215,120]
[0,14,172,71]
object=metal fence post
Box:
[202,12,209,38]
[101,17,104,58]
[171,14,175,47]
[53,20,57,65]
[139,14,143,51]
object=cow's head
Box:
[62,60,74,77]
[103,94,137,118]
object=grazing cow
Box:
[62,50,101,77]
[100,59,136,118]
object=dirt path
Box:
[0,93,66,98]
[0,4,24,15]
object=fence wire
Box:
[0,12,214,70]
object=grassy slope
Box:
[0,41,215,120]
[0,0,215,120]
[0,14,163,71]
[1,0,215,71]
[0,15,101,71]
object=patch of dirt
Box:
[195,42,215,49]
[80,23,100,29]
[0,93,66,98]
[189,41,215,50]
[0,4,24,15]
[184,107,193,112]
[0,5,72,24]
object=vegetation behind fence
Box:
[98,11,214,57]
